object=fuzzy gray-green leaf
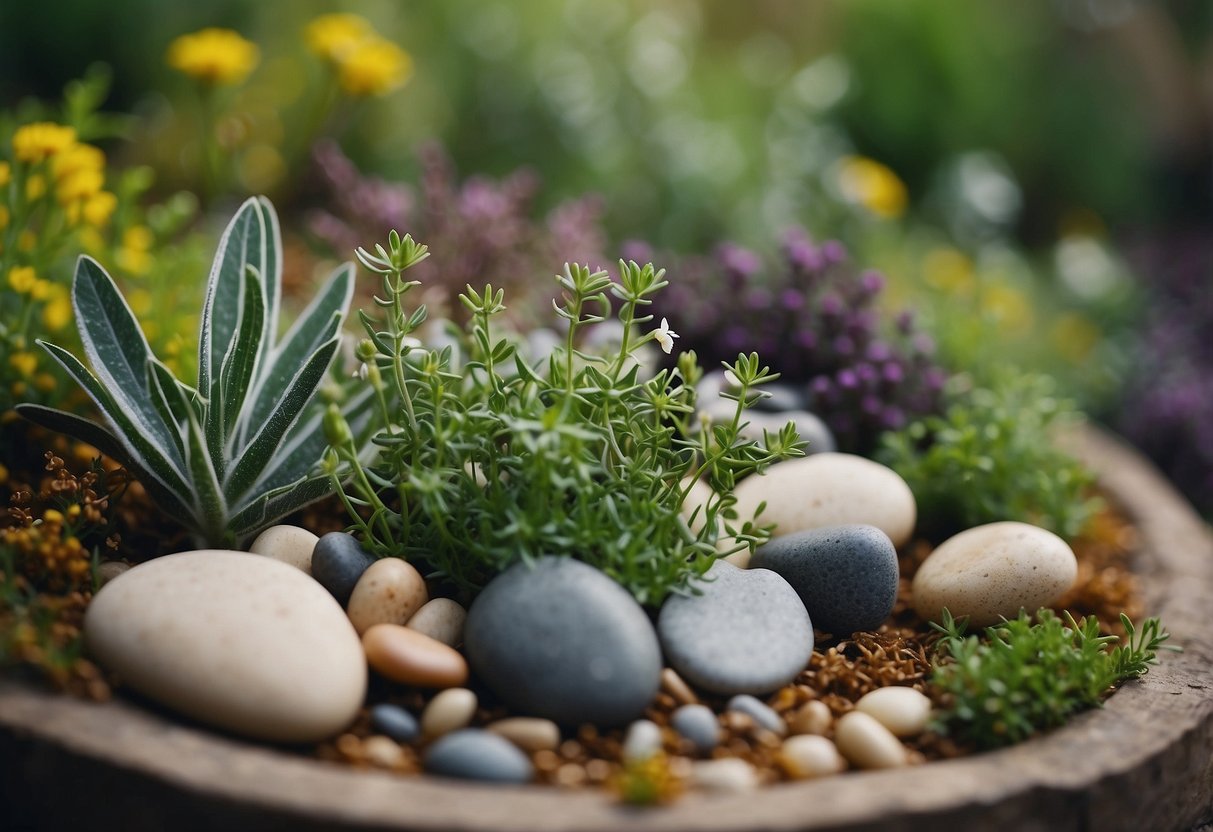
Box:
[216,264,265,453]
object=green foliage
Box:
[16,197,359,547]
[326,231,803,605]
[877,372,1098,540]
[929,608,1176,750]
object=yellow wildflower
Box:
[76,227,105,255]
[80,190,118,227]
[837,156,908,219]
[0,161,10,187]
[12,122,77,164]
[10,351,38,377]
[166,28,259,86]
[7,265,37,294]
[26,174,46,201]
[30,279,52,301]
[336,37,412,97]
[305,13,372,62]
[52,142,105,180]
[43,284,73,331]
[0,205,9,230]
[117,225,154,275]
[57,168,104,205]
[124,225,153,251]
[34,373,57,393]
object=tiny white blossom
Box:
[355,363,369,381]
[653,317,680,354]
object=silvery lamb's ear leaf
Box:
[212,264,265,460]
[72,256,183,468]
[183,400,228,547]
[198,197,267,400]
[146,360,188,463]
[242,262,353,437]
[14,403,195,522]
[223,337,340,505]
[253,196,282,357]
[37,340,191,499]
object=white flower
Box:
[354,363,369,381]
[653,317,680,354]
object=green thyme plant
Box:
[877,371,1098,540]
[929,608,1176,750]
[16,197,361,547]
[324,230,804,604]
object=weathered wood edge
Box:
[2,425,1211,832]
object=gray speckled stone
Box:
[370,703,420,743]
[752,525,898,635]
[423,729,534,783]
[464,557,662,726]
[671,704,722,754]
[727,694,786,736]
[657,561,813,696]
[311,533,375,606]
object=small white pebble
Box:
[834,711,908,770]
[690,758,759,793]
[247,525,318,574]
[622,719,663,763]
[421,688,478,739]
[855,687,932,737]
[788,700,832,736]
[406,597,467,647]
[486,717,561,753]
[779,734,847,779]
[363,735,405,769]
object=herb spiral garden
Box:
[1,6,1212,832]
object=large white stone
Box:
[732,454,917,547]
[912,521,1078,627]
[85,550,366,742]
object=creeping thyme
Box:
[326,231,803,604]
[929,608,1176,750]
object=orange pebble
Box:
[362,623,468,688]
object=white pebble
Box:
[622,719,663,762]
[486,717,561,753]
[347,558,428,635]
[855,687,932,737]
[834,711,908,769]
[248,525,318,574]
[406,598,467,647]
[779,735,847,779]
[690,758,760,793]
[788,700,832,736]
[421,688,478,739]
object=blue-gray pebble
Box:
[370,703,420,743]
[751,524,898,635]
[465,557,662,727]
[727,694,785,735]
[671,704,721,754]
[423,729,534,784]
[657,561,813,696]
[311,532,375,606]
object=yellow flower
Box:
[82,191,118,227]
[57,168,104,205]
[30,279,52,301]
[12,122,77,164]
[124,225,153,252]
[42,284,72,331]
[34,373,57,393]
[0,161,10,187]
[837,156,908,219]
[9,351,38,377]
[336,37,412,97]
[166,28,259,86]
[52,142,105,180]
[7,265,37,294]
[26,174,46,201]
[305,13,372,62]
[117,226,154,275]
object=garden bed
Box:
[2,425,1210,832]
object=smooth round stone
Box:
[732,454,917,547]
[726,694,787,736]
[671,704,721,754]
[622,719,663,762]
[248,524,318,575]
[406,598,467,647]
[911,521,1078,627]
[312,532,376,606]
[701,399,836,455]
[788,700,832,736]
[370,703,420,743]
[364,735,406,769]
[95,561,130,586]
[658,561,813,696]
[84,550,366,743]
[423,729,534,784]
[347,558,428,635]
[834,711,908,770]
[855,687,932,737]
[421,687,478,739]
[464,557,662,726]
[486,717,561,753]
[752,525,899,635]
[779,734,847,779]
[690,759,759,793]
[363,624,469,688]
